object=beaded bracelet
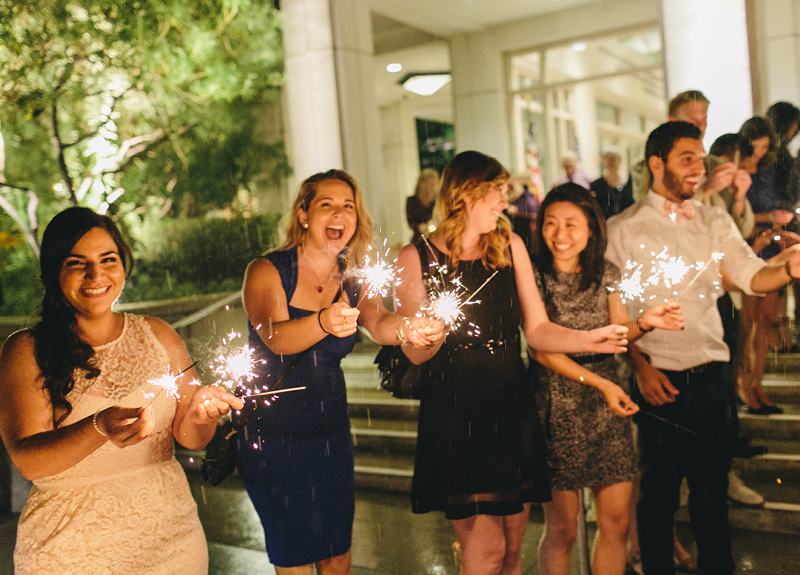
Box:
[92,407,110,438]
[317,308,330,334]
[637,316,654,333]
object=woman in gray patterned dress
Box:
[531,184,684,575]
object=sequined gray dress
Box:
[533,261,637,491]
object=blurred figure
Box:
[550,150,592,190]
[767,102,800,352]
[406,168,439,242]
[738,117,790,414]
[590,150,634,219]
[505,173,540,254]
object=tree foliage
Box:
[0,0,285,255]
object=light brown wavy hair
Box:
[280,169,373,273]
[435,150,512,271]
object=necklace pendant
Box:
[317,285,323,293]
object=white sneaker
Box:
[727,470,765,507]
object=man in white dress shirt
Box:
[606,121,800,575]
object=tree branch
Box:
[51,104,77,205]
[63,89,131,149]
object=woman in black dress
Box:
[395,151,629,574]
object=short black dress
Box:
[532,261,637,491]
[411,245,551,520]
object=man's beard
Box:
[663,167,694,201]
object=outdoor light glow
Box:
[401,74,452,96]
[386,63,402,73]
[572,42,587,52]
[53,183,63,192]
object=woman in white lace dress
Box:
[0,207,244,575]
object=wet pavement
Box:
[3,467,797,575]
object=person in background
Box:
[239,169,444,574]
[406,168,439,242]
[590,150,634,219]
[0,207,243,575]
[550,150,593,190]
[505,173,540,254]
[766,102,800,352]
[395,150,628,575]
[737,117,793,414]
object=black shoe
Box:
[746,404,784,415]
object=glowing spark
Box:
[674,252,725,302]
[146,369,181,402]
[349,254,398,300]
[426,290,467,326]
[212,332,264,393]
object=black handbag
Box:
[202,287,343,485]
[374,241,434,400]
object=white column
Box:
[282,0,386,228]
[757,0,800,108]
[380,101,419,246]
[661,0,753,145]
[571,83,600,178]
[450,30,511,166]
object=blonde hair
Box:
[435,151,512,271]
[281,170,373,273]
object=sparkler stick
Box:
[243,386,307,399]
[349,242,400,306]
[145,361,199,407]
[637,409,698,435]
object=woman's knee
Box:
[317,550,352,575]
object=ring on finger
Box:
[343,320,348,328]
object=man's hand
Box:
[635,362,679,405]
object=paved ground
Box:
[3,470,800,575]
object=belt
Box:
[569,353,607,366]
[687,362,720,374]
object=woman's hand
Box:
[597,381,640,417]
[771,210,794,226]
[97,405,156,448]
[185,385,245,426]
[640,301,684,332]
[401,316,445,348]
[320,301,360,338]
[585,325,628,354]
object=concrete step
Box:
[348,396,419,421]
[760,379,800,404]
[733,454,800,483]
[739,413,800,441]
[353,452,414,492]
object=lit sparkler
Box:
[212,330,265,394]
[144,361,199,406]
[348,242,401,303]
[674,252,724,302]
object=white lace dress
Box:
[14,314,208,575]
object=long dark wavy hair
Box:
[535,183,607,292]
[32,207,134,428]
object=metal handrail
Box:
[170,291,242,329]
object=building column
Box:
[380,100,419,246]
[282,0,386,227]
[450,30,512,166]
[661,0,753,145]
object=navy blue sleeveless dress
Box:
[234,248,359,567]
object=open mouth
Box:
[326,225,345,241]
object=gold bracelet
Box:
[396,318,410,345]
[637,316,654,333]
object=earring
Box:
[302,222,308,228]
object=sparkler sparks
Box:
[348,244,400,301]
[611,248,724,304]
[212,330,265,393]
[144,361,199,406]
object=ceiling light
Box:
[572,42,587,52]
[399,72,452,96]
[386,62,403,73]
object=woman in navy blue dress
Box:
[237,170,444,573]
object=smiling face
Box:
[750,136,771,164]
[541,201,591,272]
[464,182,509,235]
[58,227,126,319]
[650,137,706,202]
[299,179,358,253]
